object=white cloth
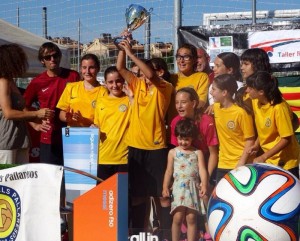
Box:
[0,163,63,241]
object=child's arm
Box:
[237,137,255,167]
[207,145,218,179]
[246,137,260,156]
[117,39,161,86]
[162,149,175,198]
[254,136,290,163]
[198,150,208,198]
[116,46,135,85]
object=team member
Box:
[210,74,255,182]
[246,71,299,178]
[93,66,130,180]
[171,43,209,109]
[57,53,107,127]
[117,35,173,239]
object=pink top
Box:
[170,114,219,155]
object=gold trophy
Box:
[113,4,152,44]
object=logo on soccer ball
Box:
[207,164,300,241]
[0,186,21,241]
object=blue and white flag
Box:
[0,163,63,241]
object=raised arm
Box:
[116,46,135,84]
[117,39,161,86]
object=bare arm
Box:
[59,109,93,127]
[237,137,255,167]
[117,40,161,86]
[198,150,208,197]
[207,145,218,179]
[162,149,175,198]
[116,47,135,85]
[254,136,290,163]
[0,78,53,121]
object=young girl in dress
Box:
[162,118,208,241]
[246,71,299,178]
[210,74,255,182]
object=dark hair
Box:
[0,44,28,80]
[246,71,282,105]
[38,42,62,62]
[104,66,123,81]
[217,52,242,81]
[214,74,238,97]
[81,53,100,71]
[214,74,252,114]
[150,57,171,81]
[241,48,271,73]
[174,118,198,140]
[177,43,198,59]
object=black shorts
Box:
[128,147,168,198]
[40,143,63,166]
[216,168,232,184]
[287,166,299,179]
[97,164,128,181]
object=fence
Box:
[1,0,300,72]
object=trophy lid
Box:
[125,4,151,31]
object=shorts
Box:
[97,164,128,181]
[40,143,63,166]
[128,147,168,198]
[216,168,232,184]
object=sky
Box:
[0,0,299,44]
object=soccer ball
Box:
[207,164,300,241]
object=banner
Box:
[208,36,233,65]
[62,127,99,203]
[248,30,300,64]
[73,173,128,241]
[0,164,63,241]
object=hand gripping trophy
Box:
[113,4,152,45]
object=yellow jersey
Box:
[94,95,131,165]
[57,81,108,126]
[127,76,173,150]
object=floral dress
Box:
[170,148,205,214]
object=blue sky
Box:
[0,0,299,44]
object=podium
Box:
[62,127,99,203]
[62,128,128,240]
[73,173,128,241]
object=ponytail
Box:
[246,71,282,105]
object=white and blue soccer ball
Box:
[207,164,300,241]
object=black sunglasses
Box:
[43,53,60,61]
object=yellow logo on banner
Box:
[0,186,21,241]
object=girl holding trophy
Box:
[116,31,173,239]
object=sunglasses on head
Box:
[43,53,60,61]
